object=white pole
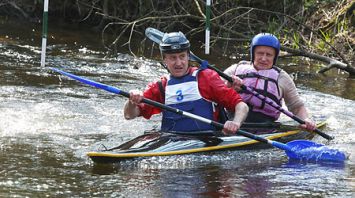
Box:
[40,0,49,67]
[205,0,211,54]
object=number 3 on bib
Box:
[176,90,184,101]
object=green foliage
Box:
[304,0,318,10]
[321,30,333,44]
[304,0,337,14]
[291,33,301,49]
[337,19,349,33]
[266,19,279,34]
[316,30,334,52]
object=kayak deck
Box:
[88,119,327,163]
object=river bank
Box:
[1,0,354,76]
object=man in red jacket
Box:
[124,31,248,135]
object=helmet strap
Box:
[159,61,168,71]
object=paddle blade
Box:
[285,140,347,162]
[145,27,164,44]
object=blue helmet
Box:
[250,33,280,65]
[159,32,190,54]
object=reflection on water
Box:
[0,19,354,197]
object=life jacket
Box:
[234,61,282,120]
[160,69,216,132]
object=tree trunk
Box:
[281,46,355,77]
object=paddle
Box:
[145,27,334,141]
[50,67,346,162]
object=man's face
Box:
[253,46,276,70]
[163,51,189,77]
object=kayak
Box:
[87,118,327,163]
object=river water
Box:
[0,19,354,197]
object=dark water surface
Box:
[0,19,354,197]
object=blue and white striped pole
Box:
[40,0,49,67]
[205,0,211,54]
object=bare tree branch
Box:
[282,46,355,76]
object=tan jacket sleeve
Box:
[224,63,238,77]
[278,70,305,112]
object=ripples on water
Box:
[0,22,354,197]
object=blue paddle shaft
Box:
[50,67,128,96]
